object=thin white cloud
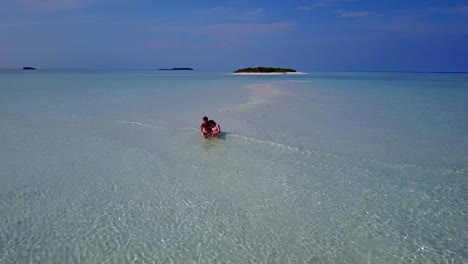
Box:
[296,0,355,12]
[137,21,296,49]
[67,15,111,23]
[235,8,265,20]
[144,41,176,49]
[16,0,102,12]
[229,0,247,5]
[349,8,468,36]
[337,10,376,18]
[360,19,468,36]
[204,21,296,48]
[138,21,295,38]
[210,6,233,13]
[314,0,338,7]
[296,6,313,11]
[203,21,296,35]
[427,5,468,16]
[0,20,44,28]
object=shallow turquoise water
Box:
[0,70,467,263]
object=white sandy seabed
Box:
[0,70,467,264]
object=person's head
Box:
[203,116,208,123]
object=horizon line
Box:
[1,68,468,74]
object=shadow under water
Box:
[201,132,229,151]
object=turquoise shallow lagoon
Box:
[0,70,467,263]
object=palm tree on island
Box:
[234,67,296,73]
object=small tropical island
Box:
[234,67,296,73]
[157,67,193,71]
[23,67,36,70]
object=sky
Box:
[1,0,468,71]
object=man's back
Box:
[200,122,212,132]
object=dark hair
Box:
[203,116,208,121]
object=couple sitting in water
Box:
[200,116,221,138]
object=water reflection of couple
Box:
[200,116,221,139]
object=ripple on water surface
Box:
[0,117,467,263]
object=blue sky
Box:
[1,0,467,71]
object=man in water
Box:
[200,116,221,138]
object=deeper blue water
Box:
[0,70,467,263]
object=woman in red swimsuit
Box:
[200,116,221,138]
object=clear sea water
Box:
[0,70,467,263]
